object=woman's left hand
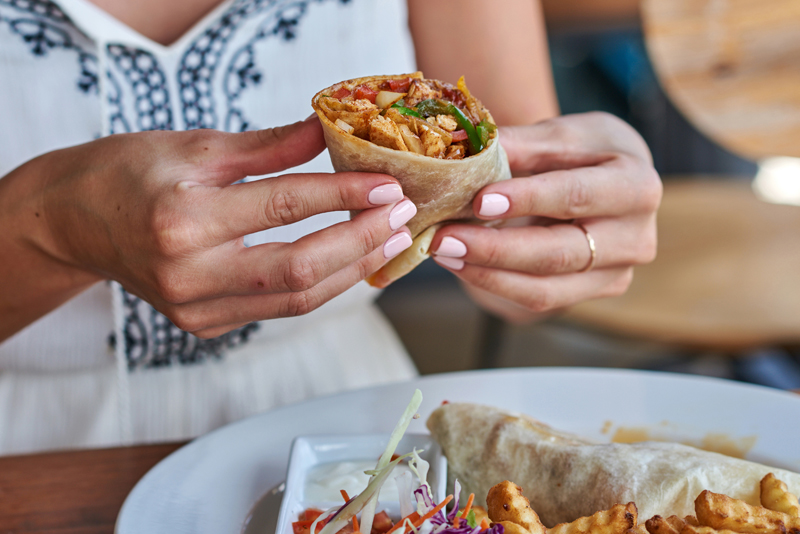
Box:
[430,112,662,321]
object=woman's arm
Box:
[408,2,660,323]
[431,113,661,323]
[407,0,559,125]
[0,118,416,343]
[0,165,101,342]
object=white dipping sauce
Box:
[305,460,413,502]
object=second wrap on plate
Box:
[427,402,800,528]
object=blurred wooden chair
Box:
[640,0,800,160]
[564,178,800,351]
[561,0,800,354]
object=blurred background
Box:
[378,0,800,390]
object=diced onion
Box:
[335,118,354,134]
[376,91,406,109]
[399,124,424,155]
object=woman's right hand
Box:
[0,116,415,340]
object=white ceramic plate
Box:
[276,433,447,534]
[116,368,800,534]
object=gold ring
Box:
[574,222,597,273]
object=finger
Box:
[207,115,327,182]
[206,171,404,241]
[473,155,661,221]
[433,224,593,274]
[160,228,413,332]
[193,322,250,340]
[433,262,634,313]
[500,113,652,174]
[431,215,657,275]
[204,201,416,297]
[157,194,415,303]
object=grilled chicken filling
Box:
[317,76,497,160]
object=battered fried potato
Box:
[683,517,699,527]
[694,490,800,534]
[471,506,489,526]
[626,524,648,534]
[500,520,533,534]
[547,503,638,534]
[679,526,738,534]
[487,481,546,534]
[645,515,686,534]
[761,473,800,518]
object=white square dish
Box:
[276,433,447,534]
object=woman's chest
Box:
[0,0,416,174]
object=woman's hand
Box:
[430,112,662,322]
[0,116,415,341]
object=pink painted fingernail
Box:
[389,199,416,230]
[368,184,404,205]
[435,236,467,258]
[479,193,510,217]
[383,232,413,259]
[434,256,464,271]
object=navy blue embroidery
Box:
[0,0,99,94]
[119,290,260,370]
[103,39,262,369]
[223,0,350,132]
[178,0,349,132]
[1,0,68,22]
[224,44,260,132]
[106,44,173,131]
[177,0,278,131]
[106,70,131,134]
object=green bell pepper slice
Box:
[390,102,421,118]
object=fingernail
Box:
[479,193,510,217]
[368,184,404,205]
[389,199,417,231]
[435,236,467,258]
[383,232,413,259]
[434,256,464,271]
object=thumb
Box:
[223,114,327,179]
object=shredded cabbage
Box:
[446,480,462,522]
[311,389,496,534]
[359,389,423,534]
[317,452,413,534]
[408,449,430,496]
[395,470,414,518]
[414,485,435,516]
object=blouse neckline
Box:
[53,0,236,53]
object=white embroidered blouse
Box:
[0,0,418,454]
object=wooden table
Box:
[642,0,800,160]
[0,442,184,534]
[564,178,800,351]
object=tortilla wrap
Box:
[426,402,800,527]
[311,73,511,287]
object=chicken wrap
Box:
[311,72,511,287]
[426,402,800,528]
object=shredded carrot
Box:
[409,494,453,531]
[480,518,490,531]
[462,494,475,520]
[384,513,419,534]
[339,490,360,533]
[454,494,474,529]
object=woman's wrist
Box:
[0,155,101,342]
